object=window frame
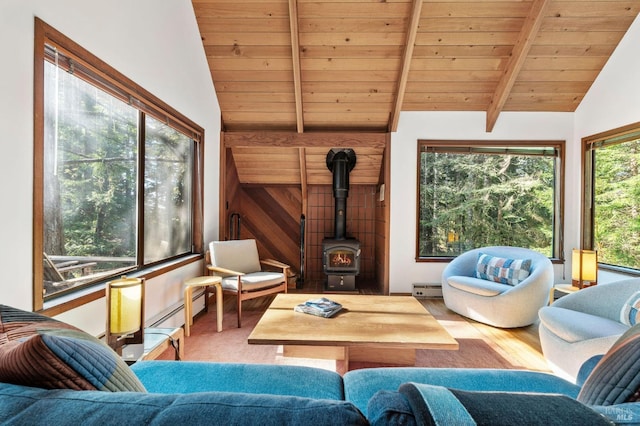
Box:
[581,121,640,276]
[33,18,205,314]
[415,139,565,262]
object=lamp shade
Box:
[572,249,598,288]
[108,276,143,336]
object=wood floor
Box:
[168,282,551,374]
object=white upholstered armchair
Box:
[441,246,554,328]
[206,239,289,328]
[539,278,640,381]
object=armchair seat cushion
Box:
[447,276,510,297]
[221,271,286,292]
[539,307,629,344]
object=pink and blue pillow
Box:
[0,304,145,392]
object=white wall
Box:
[389,112,576,293]
[576,13,640,137]
[0,0,220,334]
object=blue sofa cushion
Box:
[475,253,531,286]
[343,367,581,416]
[131,360,344,400]
[0,304,145,392]
[0,382,367,426]
[578,323,640,405]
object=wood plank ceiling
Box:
[193,0,639,134]
[194,0,639,186]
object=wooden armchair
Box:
[206,239,289,327]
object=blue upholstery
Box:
[131,361,345,400]
[343,367,581,416]
[442,246,553,328]
[372,383,613,426]
[0,382,367,426]
[3,358,640,425]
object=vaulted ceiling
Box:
[192,0,639,134]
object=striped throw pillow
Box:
[0,304,146,392]
[578,322,640,405]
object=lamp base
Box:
[108,329,144,355]
[572,279,597,290]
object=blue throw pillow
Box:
[0,304,145,392]
[475,253,532,286]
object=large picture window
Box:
[34,19,204,311]
[582,123,640,272]
[417,140,564,260]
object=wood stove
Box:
[323,239,360,290]
[323,148,360,291]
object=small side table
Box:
[184,275,223,336]
[121,327,184,365]
[549,284,580,305]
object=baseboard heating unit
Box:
[412,283,443,298]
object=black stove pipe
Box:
[326,149,356,240]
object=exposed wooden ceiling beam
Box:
[486,0,551,132]
[389,0,423,132]
[288,0,304,133]
[223,131,388,148]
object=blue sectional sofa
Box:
[2,359,638,425]
[2,304,640,425]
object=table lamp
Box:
[572,249,598,289]
[106,276,144,354]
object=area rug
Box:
[157,303,533,375]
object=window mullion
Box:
[138,111,146,267]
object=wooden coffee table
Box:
[248,294,458,369]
